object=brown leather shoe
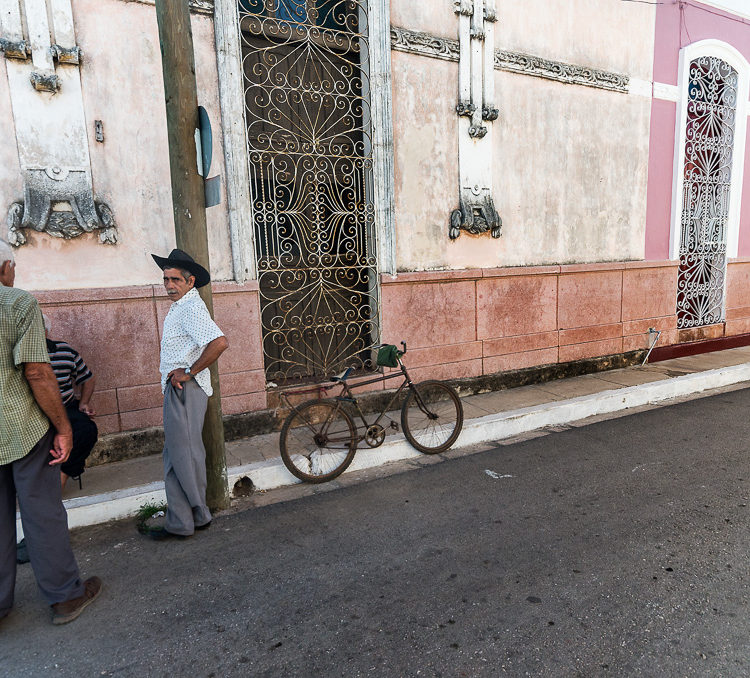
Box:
[51,577,102,625]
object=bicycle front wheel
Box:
[401,381,463,454]
[280,399,357,483]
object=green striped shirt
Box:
[0,285,50,464]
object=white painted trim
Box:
[24,0,55,71]
[214,0,257,281]
[653,82,679,102]
[0,0,25,42]
[669,40,750,272]
[628,77,652,98]
[49,0,76,47]
[368,0,396,276]
[691,0,750,21]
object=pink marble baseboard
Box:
[33,261,750,436]
[559,337,624,363]
[483,347,559,373]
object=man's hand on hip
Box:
[168,368,192,390]
[49,432,73,465]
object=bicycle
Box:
[277,342,464,483]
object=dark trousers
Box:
[0,429,83,616]
[60,400,98,478]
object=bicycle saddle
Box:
[331,367,353,382]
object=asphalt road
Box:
[3,387,750,677]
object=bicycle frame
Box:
[278,359,432,445]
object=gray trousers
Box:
[0,429,83,616]
[163,380,212,536]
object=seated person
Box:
[43,314,99,488]
[17,317,99,563]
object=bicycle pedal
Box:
[390,421,399,431]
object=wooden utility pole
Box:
[155,0,229,510]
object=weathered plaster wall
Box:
[392,65,651,270]
[496,0,655,81]
[391,51,459,272]
[3,0,232,292]
[390,0,456,40]
[390,1,654,272]
[487,73,651,267]
[0,57,22,213]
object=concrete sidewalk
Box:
[20,345,750,534]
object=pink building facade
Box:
[644,1,750,344]
[3,1,750,442]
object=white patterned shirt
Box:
[159,288,224,396]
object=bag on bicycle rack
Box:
[376,344,401,368]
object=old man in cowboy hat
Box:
[148,249,228,540]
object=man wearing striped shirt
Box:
[43,315,98,489]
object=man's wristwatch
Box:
[184,367,192,377]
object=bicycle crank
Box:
[364,425,386,448]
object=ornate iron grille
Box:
[239,0,378,382]
[677,56,737,329]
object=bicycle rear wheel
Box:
[401,381,463,454]
[280,399,357,483]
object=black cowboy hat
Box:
[151,248,211,288]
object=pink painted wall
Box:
[645,1,750,261]
[644,99,677,260]
[35,282,266,436]
[653,2,750,85]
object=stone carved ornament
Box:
[1,0,118,247]
[390,26,630,93]
[6,168,117,246]
[449,196,502,240]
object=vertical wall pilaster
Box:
[214,0,256,281]
[368,0,396,276]
[449,0,501,241]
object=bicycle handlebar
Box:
[373,341,407,355]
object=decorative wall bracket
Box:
[456,101,475,117]
[449,195,501,240]
[7,168,117,246]
[454,0,499,140]
[0,38,30,60]
[30,71,60,92]
[482,106,499,121]
[468,124,487,138]
[1,0,117,247]
[50,44,81,65]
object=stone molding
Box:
[494,50,629,92]
[391,26,630,93]
[390,26,460,62]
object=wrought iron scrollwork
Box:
[240,0,378,383]
[677,55,737,329]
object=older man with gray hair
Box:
[0,240,101,625]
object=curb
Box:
[17,361,750,535]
